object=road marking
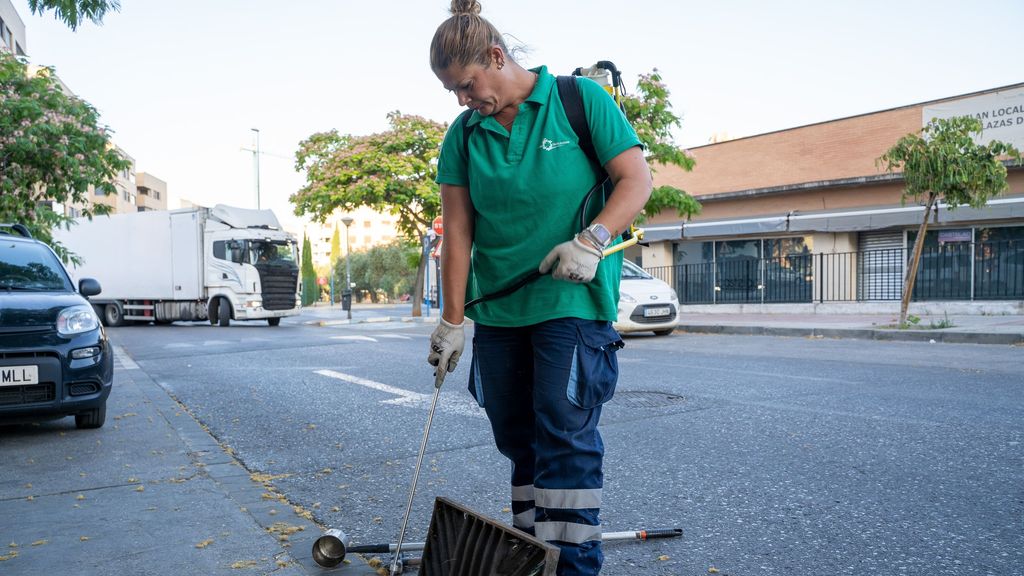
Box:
[329,335,379,342]
[376,334,412,340]
[315,369,484,419]
[113,345,139,370]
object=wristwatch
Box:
[582,223,613,249]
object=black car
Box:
[0,224,112,429]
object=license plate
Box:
[1,365,39,386]
[643,306,671,318]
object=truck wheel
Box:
[103,304,125,327]
[267,317,281,327]
[207,299,218,325]
[218,297,231,327]
[75,401,107,429]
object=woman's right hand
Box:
[427,317,465,388]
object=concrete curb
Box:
[676,324,1024,345]
[307,316,440,327]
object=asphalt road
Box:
[96,314,1024,575]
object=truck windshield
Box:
[249,240,297,265]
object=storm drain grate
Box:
[611,390,685,409]
[419,497,560,575]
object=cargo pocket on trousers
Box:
[567,323,624,410]
[467,343,485,408]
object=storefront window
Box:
[907,229,972,300]
[975,226,1024,299]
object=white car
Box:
[614,260,679,336]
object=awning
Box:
[788,206,922,232]
[639,222,684,242]
[682,215,788,238]
[937,196,1024,223]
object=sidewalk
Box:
[303,302,1024,345]
[0,345,378,575]
[674,311,1024,345]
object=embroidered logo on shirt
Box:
[539,138,571,151]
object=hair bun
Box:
[449,0,482,16]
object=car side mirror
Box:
[79,278,102,297]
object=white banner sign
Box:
[923,85,1024,150]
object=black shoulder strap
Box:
[556,75,601,173]
[458,109,475,158]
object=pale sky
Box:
[11,0,1023,232]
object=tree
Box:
[300,233,318,307]
[337,241,419,303]
[0,52,129,262]
[292,112,445,316]
[27,0,120,30]
[329,224,341,303]
[877,115,1021,326]
[621,69,701,224]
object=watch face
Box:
[590,224,611,245]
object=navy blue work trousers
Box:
[468,317,623,576]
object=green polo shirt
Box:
[436,65,641,327]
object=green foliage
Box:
[878,115,1021,211]
[330,224,341,269]
[291,112,446,242]
[0,52,130,262]
[637,185,702,224]
[335,241,418,303]
[621,69,700,222]
[300,233,318,307]
[27,0,120,30]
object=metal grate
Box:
[69,381,100,396]
[256,265,299,310]
[0,383,56,406]
[612,391,685,409]
[419,497,560,576]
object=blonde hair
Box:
[430,0,509,72]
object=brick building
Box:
[639,83,1024,306]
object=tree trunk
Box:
[899,193,937,326]
[412,251,425,317]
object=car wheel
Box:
[218,297,231,327]
[653,328,675,336]
[267,317,281,326]
[75,402,106,429]
[103,303,125,327]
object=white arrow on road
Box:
[314,369,484,418]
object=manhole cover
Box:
[612,390,685,408]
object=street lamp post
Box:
[251,128,261,209]
[341,216,354,320]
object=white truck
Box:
[55,204,301,327]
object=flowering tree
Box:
[622,69,701,223]
[291,112,446,316]
[0,52,129,261]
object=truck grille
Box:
[257,265,299,311]
[0,383,56,406]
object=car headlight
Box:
[57,305,100,336]
[669,291,678,302]
[620,292,636,303]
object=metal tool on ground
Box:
[311,512,681,569]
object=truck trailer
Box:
[55,204,301,327]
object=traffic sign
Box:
[432,216,443,236]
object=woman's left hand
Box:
[539,237,603,283]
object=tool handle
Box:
[640,528,683,540]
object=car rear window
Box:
[0,240,74,291]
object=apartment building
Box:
[0,0,26,56]
[136,172,168,212]
[306,206,402,269]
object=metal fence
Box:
[646,241,1024,304]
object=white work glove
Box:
[538,236,603,283]
[427,318,465,388]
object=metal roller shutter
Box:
[858,230,905,301]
